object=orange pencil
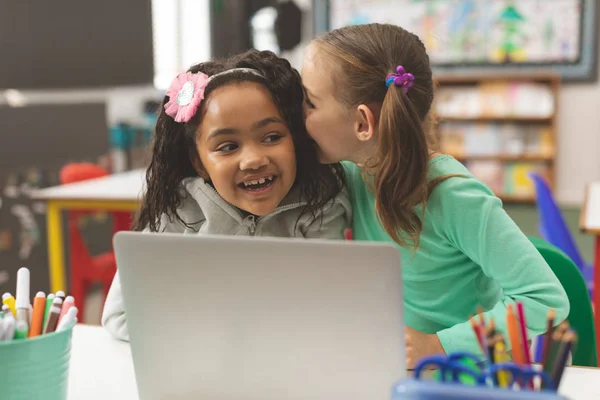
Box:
[28,291,46,337]
[506,304,525,364]
[469,316,486,354]
[516,302,532,365]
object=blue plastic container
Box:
[392,379,567,400]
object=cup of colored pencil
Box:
[0,267,78,400]
[469,303,575,392]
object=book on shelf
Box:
[435,82,554,119]
[439,123,554,159]
[466,161,504,194]
[465,160,548,200]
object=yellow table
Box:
[30,169,145,293]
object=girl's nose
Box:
[239,147,269,170]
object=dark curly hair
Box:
[135,49,344,232]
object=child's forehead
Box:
[199,83,286,133]
[302,45,336,94]
[205,82,276,111]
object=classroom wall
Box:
[556,37,600,205]
[1,0,597,207]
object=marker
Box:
[43,297,63,334]
[15,267,30,324]
[14,320,28,340]
[56,290,66,302]
[43,294,55,330]
[29,292,46,337]
[58,296,75,324]
[56,306,78,332]
[2,292,16,316]
[2,312,15,340]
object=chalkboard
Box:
[0,0,154,89]
[0,103,111,294]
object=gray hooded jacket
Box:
[102,177,352,340]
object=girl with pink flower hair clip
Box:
[102,50,352,341]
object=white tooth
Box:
[252,180,259,185]
[258,178,265,184]
[243,182,250,187]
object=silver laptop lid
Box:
[114,232,405,400]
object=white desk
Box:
[69,325,600,400]
[29,169,146,293]
[31,168,146,202]
[68,325,138,400]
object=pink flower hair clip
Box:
[164,72,210,123]
[164,68,265,123]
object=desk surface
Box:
[581,181,600,234]
[68,325,138,400]
[31,168,146,202]
[68,324,600,400]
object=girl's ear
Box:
[354,104,377,142]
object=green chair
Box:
[529,236,598,367]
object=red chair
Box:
[59,163,132,321]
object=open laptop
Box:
[114,231,405,400]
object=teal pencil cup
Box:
[0,322,75,400]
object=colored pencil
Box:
[470,316,486,355]
[516,302,532,365]
[494,338,512,388]
[477,306,486,331]
[541,309,556,367]
[506,304,525,364]
[552,330,576,389]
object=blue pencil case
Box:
[391,379,567,400]
[391,352,567,400]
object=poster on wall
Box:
[317,0,598,81]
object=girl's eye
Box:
[264,134,283,143]
[216,143,238,152]
[305,98,315,109]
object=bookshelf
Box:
[433,72,560,203]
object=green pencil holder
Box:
[0,322,75,400]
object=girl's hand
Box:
[405,326,445,369]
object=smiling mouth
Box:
[238,175,277,192]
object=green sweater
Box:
[343,155,569,355]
